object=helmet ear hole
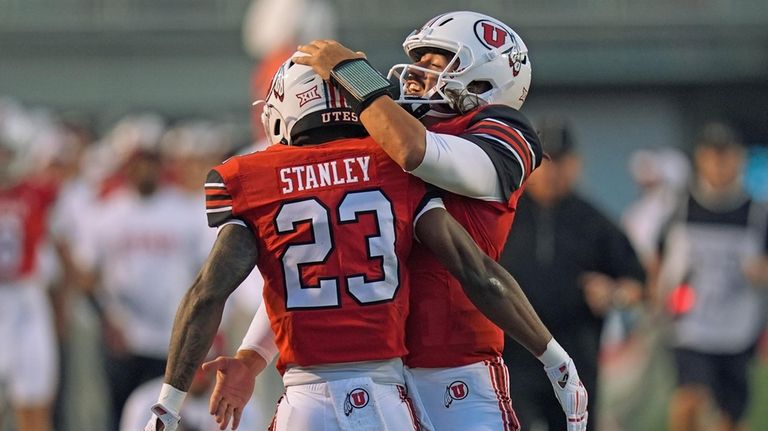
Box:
[467,80,492,95]
[273,119,281,136]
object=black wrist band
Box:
[330,58,396,114]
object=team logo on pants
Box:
[344,388,370,416]
[444,381,469,408]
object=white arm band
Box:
[158,383,186,413]
[537,338,570,368]
[413,198,446,243]
[410,131,504,202]
[238,301,279,363]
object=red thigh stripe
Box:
[267,394,284,431]
[398,385,421,431]
[487,357,520,431]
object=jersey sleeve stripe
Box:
[511,126,538,171]
[473,133,527,187]
[460,134,525,197]
[206,206,234,213]
[471,119,533,166]
[471,125,529,167]
[205,193,232,200]
[205,168,238,227]
[206,199,234,207]
[205,189,231,196]
[468,123,532,176]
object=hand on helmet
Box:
[545,358,589,431]
[294,40,366,80]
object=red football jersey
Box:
[0,179,58,282]
[405,105,542,368]
[206,137,437,373]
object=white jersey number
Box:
[275,190,398,309]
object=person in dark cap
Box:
[500,118,647,431]
[656,122,768,431]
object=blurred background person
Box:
[655,122,768,431]
[622,147,691,272]
[73,114,212,429]
[0,99,61,431]
[242,0,336,146]
[160,120,236,197]
[35,115,96,431]
[499,118,646,431]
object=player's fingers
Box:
[215,399,228,425]
[221,403,235,430]
[217,407,229,431]
[292,54,312,65]
[202,356,227,372]
[208,387,222,415]
[296,42,320,54]
[231,407,242,430]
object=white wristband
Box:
[537,338,570,368]
[158,383,187,414]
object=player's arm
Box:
[415,207,550,354]
[362,98,512,201]
[145,224,258,431]
[293,40,427,168]
[293,41,540,202]
[415,208,588,430]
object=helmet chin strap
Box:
[399,86,459,119]
[400,96,433,119]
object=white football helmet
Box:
[388,11,531,118]
[260,56,360,146]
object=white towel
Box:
[327,377,387,431]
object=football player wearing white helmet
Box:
[144,57,561,431]
[0,101,60,431]
[291,11,588,431]
[203,11,585,431]
[389,10,531,117]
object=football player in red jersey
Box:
[145,59,553,431]
[0,103,59,431]
[218,11,589,431]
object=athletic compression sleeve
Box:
[238,301,278,362]
[409,131,504,202]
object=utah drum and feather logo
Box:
[444,380,469,408]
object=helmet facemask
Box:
[388,41,479,118]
